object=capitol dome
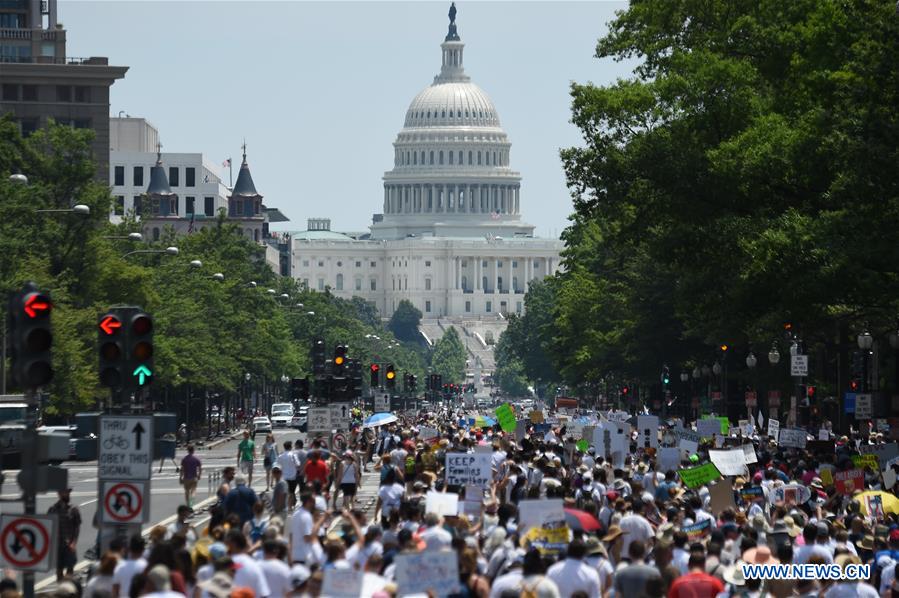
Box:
[371,3,533,241]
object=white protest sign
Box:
[394,549,460,597]
[855,394,873,419]
[768,483,812,506]
[593,422,627,468]
[709,449,748,476]
[425,491,459,517]
[567,421,586,441]
[819,429,830,440]
[607,410,631,423]
[768,419,780,441]
[418,426,438,441]
[322,568,364,598]
[444,453,491,487]
[778,427,807,449]
[674,428,702,445]
[517,499,565,530]
[679,438,699,458]
[697,419,721,438]
[637,415,659,449]
[742,443,758,464]
[659,447,681,472]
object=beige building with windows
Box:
[289,6,563,318]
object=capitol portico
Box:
[289,4,563,318]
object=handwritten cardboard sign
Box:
[518,499,565,530]
[322,568,364,598]
[778,427,807,449]
[394,549,460,597]
[709,449,748,476]
[834,469,864,495]
[679,462,721,488]
[444,453,491,487]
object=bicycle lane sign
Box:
[0,514,57,572]
[99,416,153,480]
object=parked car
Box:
[37,425,78,460]
[251,416,272,436]
[292,406,308,432]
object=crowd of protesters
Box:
[4,404,899,598]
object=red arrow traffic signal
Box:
[99,315,122,335]
[23,293,51,318]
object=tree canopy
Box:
[430,326,467,383]
[388,299,423,343]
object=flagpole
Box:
[229,158,233,188]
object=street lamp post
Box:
[890,327,899,412]
[768,343,781,423]
[746,352,757,419]
[122,246,179,259]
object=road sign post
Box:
[98,416,153,480]
[0,514,57,573]
[330,402,351,431]
[101,481,149,524]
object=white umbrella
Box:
[363,412,398,428]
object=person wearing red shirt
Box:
[668,553,724,598]
[303,450,330,491]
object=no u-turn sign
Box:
[102,481,149,524]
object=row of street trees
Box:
[496,0,899,424]
[0,117,425,423]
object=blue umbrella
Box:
[363,412,398,428]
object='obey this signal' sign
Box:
[102,481,149,524]
[0,515,57,572]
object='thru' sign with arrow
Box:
[98,416,153,480]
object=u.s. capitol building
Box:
[289,4,562,318]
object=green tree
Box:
[430,326,467,383]
[494,331,530,396]
[388,299,422,342]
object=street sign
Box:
[330,402,352,431]
[790,355,809,377]
[0,515,56,572]
[855,393,873,419]
[710,391,722,401]
[98,416,153,480]
[307,407,331,433]
[374,394,390,412]
[101,481,148,524]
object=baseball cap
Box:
[290,564,311,588]
[199,572,234,598]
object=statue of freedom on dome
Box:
[449,2,457,24]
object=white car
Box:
[251,417,272,436]
[270,403,294,428]
[292,407,309,432]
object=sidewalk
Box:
[202,427,245,450]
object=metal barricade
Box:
[207,470,221,496]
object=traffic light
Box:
[402,373,410,392]
[349,359,362,398]
[385,364,396,390]
[126,311,154,389]
[370,363,381,387]
[806,385,816,400]
[312,338,326,376]
[290,378,307,401]
[98,310,125,388]
[9,283,54,389]
[661,366,670,386]
[333,345,347,375]
[409,375,417,392]
[621,385,630,400]
[850,379,860,392]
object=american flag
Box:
[222,158,231,168]
[490,211,500,220]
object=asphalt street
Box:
[0,427,308,589]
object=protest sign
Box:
[394,550,460,597]
[884,468,897,490]
[418,426,438,442]
[742,443,758,464]
[495,404,516,433]
[768,419,780,441]
[659,447,681,472]
[576,439,589,453]
[739,419,754,437]
[679,439,699,458]
[709,449,748,476]
[683,519,712,540]
[425,491,459,517]
[865,494,886,520]
[806,440,835,455]
[515,419,528,442]
[740,486,764,504]
[445,453,491,487]
[679,463,721,488]
[607,410,631,423]
[859,442,899,465]
[820,468,834,487]
[768,484,811,506]
[322,568,364,598]
[834,469,864,495]
[778,427,807,449]
[637,415,660,449]
[709,479,736,514]
[717,417,730,435]
[593,422,627,468]
[819,429,830,440]
[522,525,571,556]
[530,411,545,424]
[518,499,565,530]
[674,428,702,445]
[852,454,879,471]
[697,419,721,438]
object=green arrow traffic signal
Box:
[133,364,152,385]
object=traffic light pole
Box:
[20,387,37,598]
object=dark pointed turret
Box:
[145,142,178,217]
[228,141,263,218]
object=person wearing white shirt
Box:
[546,539,601,597]
[289,494,316,564]
[420,513,453,551]
[619,508,655,557]
[226,529,272,597]
[112,535,147,598]
[258,541,292,598]
[276,440,298,498]
[793,524,835,564]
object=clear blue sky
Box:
[62,1,632,238]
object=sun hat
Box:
[602,525,628,542]
[199,572,234,598]
[146,564,173,592]
[742,545,779,565]
[723,563,746,586]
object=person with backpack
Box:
[242,501,270,551]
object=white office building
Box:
[290,5,563,318]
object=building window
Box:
[317,278,325,290]
[425,278,432,291]
[498,276,503,291]
[318,261,324,267]
[185,167,195,187]
[73,86,90,103]
[186,197,195,214]
[461,276,467,290]
[404,278,408,290]
[336,274,344,291]
[2,84,17,101]
[512,261,518,268]
[513,277,518,291]
[302,278,309,288]
[482,260,487,268]
[169,197,178,215]
[355,278,362,291]
[468,151,472,165]
[486,301,492,313]
[425,300,431,312]
[133,196,142,215]
[439,151,443,165]
[355,261,361,268]
[429,151,434,165]
[337,261,342,267]
[465,301,471,313]
[152,227,160,241]
[478,151,482,165]
[516,301,523,313]
[458,150,462,164]
[114,195,124,216]
[22,85,37,101]
[449,151,453,165]
[303,260,310,267]
[370,279,377,291]
[204,196,214,216]
[56,85,71,102]
[133,166,144,187]
[114,166,125,186]
[370,261,376,268]
[168,167,179,187]
[235,200,243,215]
[497,261,503,268]
[425,261,431,267]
